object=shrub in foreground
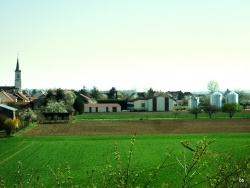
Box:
[0,114,19,135]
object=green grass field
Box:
[76,111,250,120]
[0,133,249,187]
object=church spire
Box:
[15,57,20,72]
[14,57,22,92]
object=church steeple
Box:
[15,58,20,71]
[14,57,22,92]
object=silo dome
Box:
[210,92,222,108]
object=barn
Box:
[0,104,18,119]
[84,103,121,113]
[127,95,176,112]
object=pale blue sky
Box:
[1,0,249,92]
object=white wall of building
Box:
[84,105,121,113]
[157,96,165,111]
[169,98,176,111]
[133,100,147,111]
[128,96,176,112]
[148,98,153,111]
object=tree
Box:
[207,80,219,93]
[79,86,89,96]
[203,104,219,118]
[90,86,100,100]
[32,89,37,95]
[147,88,155,97]
[64,91,77,113]
[108,87,117,99]
[222,102,242,118]
[73,95,84,114]
[236,90,250,110]
[43,100,67,113]
[45,89,55,100]
[56,88,65,102]
[20,109,37,127]
[177,91,184,100]
[189,108,201,119]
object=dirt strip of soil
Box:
[20,118,250,136]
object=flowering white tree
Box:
[19,108,37,128]
[42,90,76,113]
[64,91,76,113]
[20,108,37,122]
[43,100,67,113]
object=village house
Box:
[0,91,17,103]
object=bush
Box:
[2,118,18,135]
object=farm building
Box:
[127,98,148,111]
[188,96,199,109]
[227,91,239,103]
[210,92,222,108]
[84,103,121,113]
[0,104,18,119]
[127,95,176,112]
[43,113,71,121]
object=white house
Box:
[84,103,121,113]
[127,95,176,112]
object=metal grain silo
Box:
[227,91,239,103]
[210,92,222,108]
[188,96,199,109]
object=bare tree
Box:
[207,80,219,93]
[203,103,219,118]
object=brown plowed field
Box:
[20,119,250,136]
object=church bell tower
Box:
[15,57,22,92]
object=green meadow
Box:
[76,111,250,120]
[0,133,249,187]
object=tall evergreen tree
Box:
[90,86,100,100]
[73,95,84,114]
[56,88,65,102]
[147,88,155,97]
[108,87,117,99]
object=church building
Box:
[0,58,22,92]
[15,58,22,92]
[0,58,29,105]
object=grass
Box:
[0,133,249,187]
[76,111,250,120]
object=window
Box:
[141,103,145,107]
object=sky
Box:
[0,0,250,92]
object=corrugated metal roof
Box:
[0,104,18,111]
[84,103,121,108]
